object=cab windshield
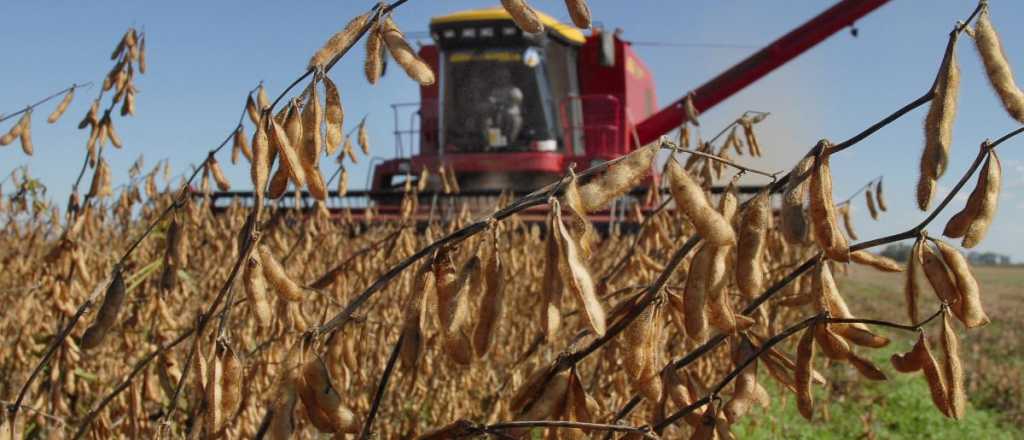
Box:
[442,48,558,153]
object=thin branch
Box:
[836,175,882,206]
[0,82,92,124]
[358,332,404,440]
[157,313,204,427]
[706,111,770,145]
[307,228,403,289]
[0,399,68,428]
[482,420,655,438]
[667,141,780,179]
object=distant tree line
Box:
[879,243,1014,266]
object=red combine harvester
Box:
[213,1,890,222]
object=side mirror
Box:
[600,31,615,67]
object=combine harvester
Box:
[211,0,890,224]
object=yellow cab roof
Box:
[430,7,586,44]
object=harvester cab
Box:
[371,7,657,200]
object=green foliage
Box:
[733,343,1021,439]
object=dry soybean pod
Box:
[683,243,711,340]
[400,263,431,372]
[208,157,231,191]
[105,114,124,149]
[690,403,718,440]
[974,7,1024,123]
[357,117,370,156]
[284,99,304,152]
[301,81,327,200]
[270,118,307,188]
[250,118,271,200]
[920,331,952,417]
[473,246,504,357]
[564,0,591,28]
[943,150,990,238]
[232,126,252,164]
[48,87,75,123]
[962,149,1000,248]
[243,255,272,326]
[579,142,657,212]
[904,239,924,324]
[629,299,664,402]
[706,245,741,334]
[267,165,291,200]
[442,256,476,365]
[875,179,887,211]
[940,312,965,419]
[337,166,348,197]
[500,0,544,34]
[933,239,988,328]
[561,168,596,258]
[267,380,298,440]
[623,303,652,391]
[724,336,768,423]
[245,94,260,125]
[847,352,887,381]
[839,204,858,241]
[562,369,594,436]
[540,203,562,339]
[301,357,358,433]
[258,244,304,302]
[808,143,849,261]
[295,363,338,433]
[816,261,889,348]
[718,180,739,223]
[364,19,385,84]
[813,324,851,361]
[308,12,371,69]
[850,251,903,272]
[432,245,459,328]
[666,158,735,246]
[552,199,606,336]
[18,111,33,155]
[380,17,435,86]
[205,341,242,436]
[759,348,797,393]
[0,113,22,145]
[342,136,357,163]
[736,190,769,298]
[662,365,694,413]
[80,268,126,350]
[518,369,570,423]
[865,187,879,220]
[920,241,959,306]
[323,76,345,156]
[918,33,960,210]
[890,332,927,373]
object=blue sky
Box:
[2,1,1023,259]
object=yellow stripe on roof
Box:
[430,7,585,44]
